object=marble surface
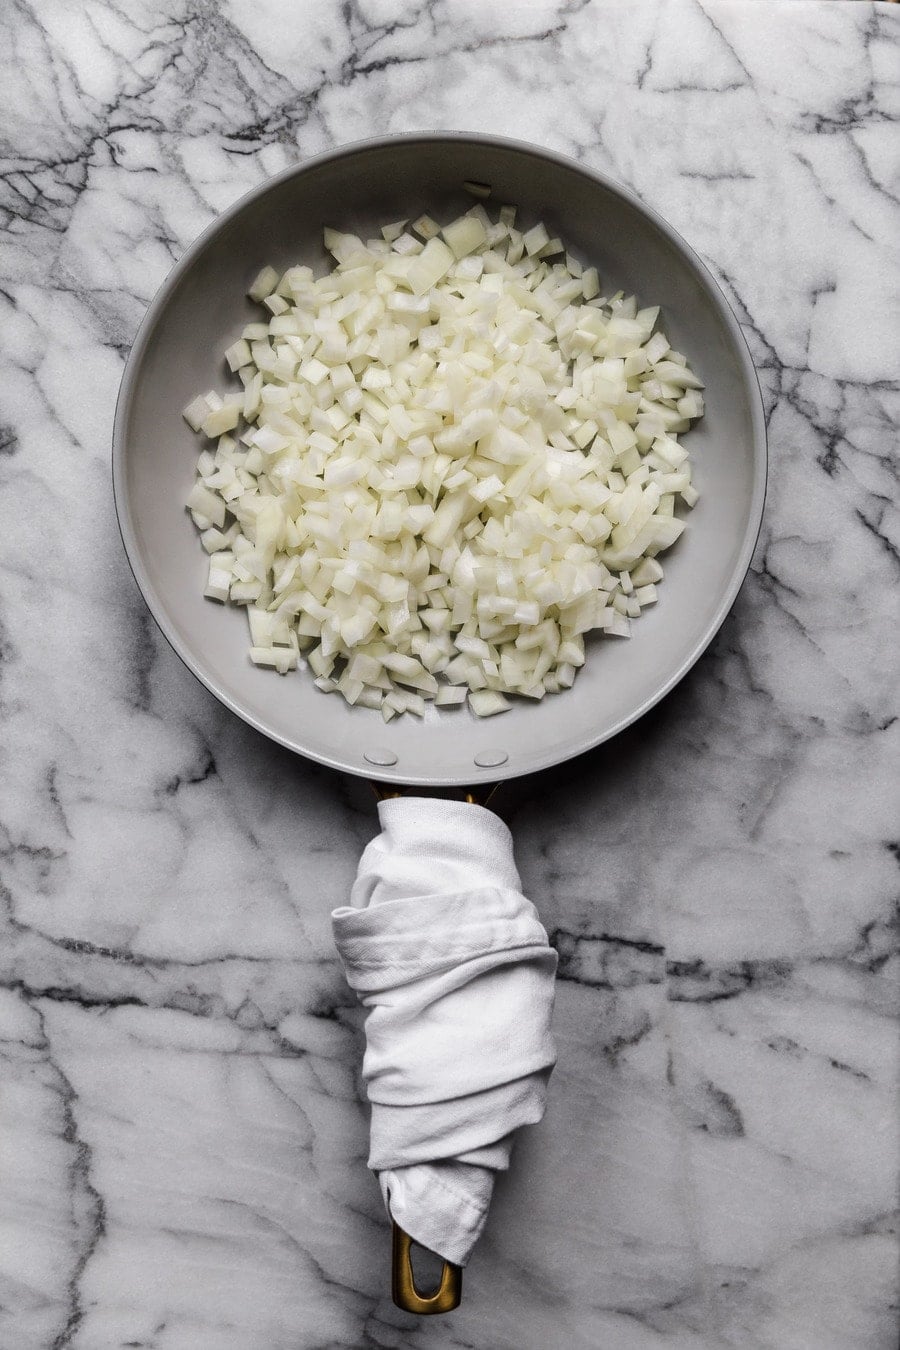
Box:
[1,0,898,1346]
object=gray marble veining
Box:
[1,1,898,1347]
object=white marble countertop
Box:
[1,1,898,1347]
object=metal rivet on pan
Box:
[364,748,398,767]
[474,750,509,768]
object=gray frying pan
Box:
[112,133,767,1310]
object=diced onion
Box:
[184,202,703,716]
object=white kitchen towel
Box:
[331,797,557,1267]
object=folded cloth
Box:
[331,797,557,1266]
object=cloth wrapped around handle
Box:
[332,797,558,1267]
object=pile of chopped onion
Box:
[184,202,703,719]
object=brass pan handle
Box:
[392,1222,462,1314]
[373,783,502,1313]
[371,782,501,808]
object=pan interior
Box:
[114,135,765,786]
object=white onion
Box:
[184,203,703,717]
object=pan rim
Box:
[112,131,767,786]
